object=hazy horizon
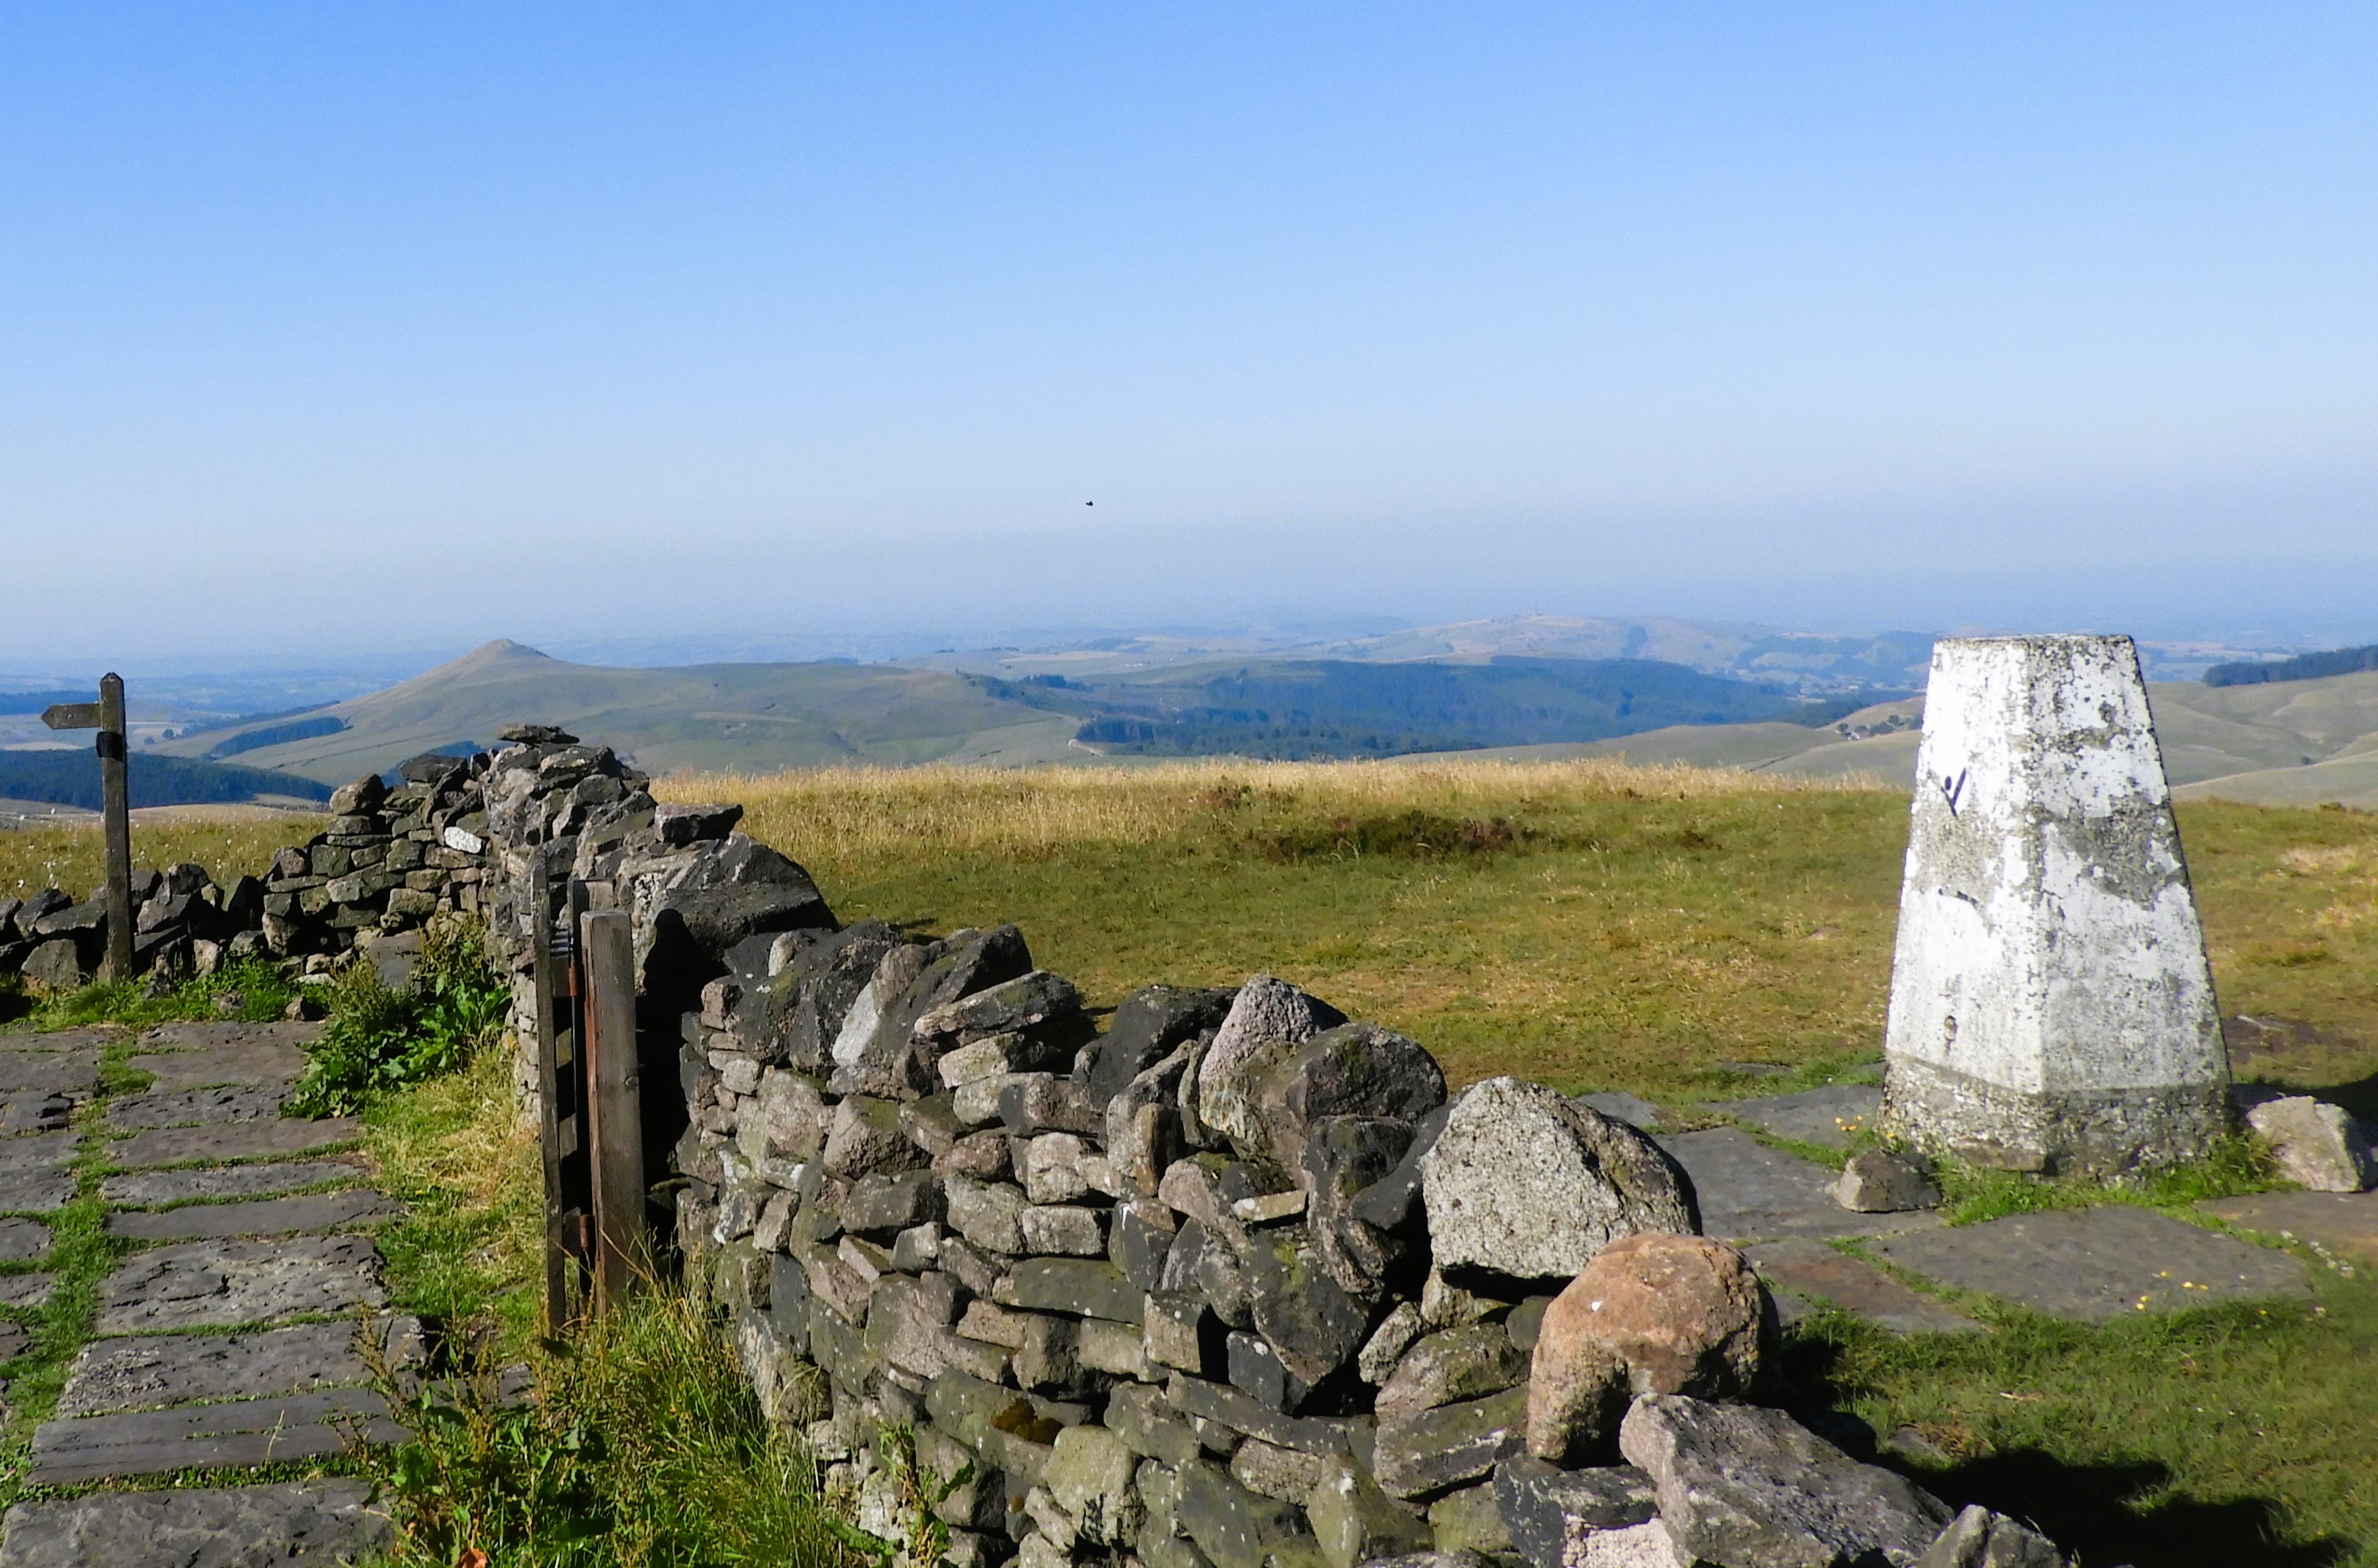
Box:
[6,6,2375,662]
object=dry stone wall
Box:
[0,749,499,993]
[461,734,2075,1568]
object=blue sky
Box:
[4,4,2374,660]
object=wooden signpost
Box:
[41,673,134,980]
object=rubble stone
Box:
[2246,1096,2377,1193]
[1834,1148,1943,1213]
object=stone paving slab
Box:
[132,1020,323,1054]
[110,1116,361,1169]
[0,1220,49,1263]
[0,1321,27,1363]
[108,1084,293,1131]
[0,1479,389,1567]
[130,1041,311,1092]
[2199,1189,2378,1265]
[102,1157,367,1207]
[58,1318,420,1417]
[1659,1128,1944,1245]
[97,1235,384,1333]
[26,1387,401,1484]
[0,1275,54,1308]
[107,1188,397,1242]
[1702,1084,1884,1152]
[1865,1204,2314,1322]
[0,1131,75,1175]
[0,1176,71,1215]
[1576,1091,1665,1130]
[0,1092,73,1135]
[1748,1238,1985,1335]
[0,1031,110,1098]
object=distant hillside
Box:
[0,751,331,809]
[1066,657,1882,759]
[151,640,1084,783]
[2205,644,2378,687]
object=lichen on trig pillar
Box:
[1880,634,2231,1174]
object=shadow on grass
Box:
[1777,1337,2357,1568]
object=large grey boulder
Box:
[2244,1096,2376,1193]
[1422,1079,1699,1285]
[1197,976,1346,1152]
[1087,985,1236,1109]
[1619,1393,1955,1568]
[1251,1022,1446,1171]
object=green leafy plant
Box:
[288,915,509,1117]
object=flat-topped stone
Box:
[0,1176,73,1215]
[0,1321,27,1363]
[0,1479,389,1567]
[26,1387,401,1484]
[1747,1239,1984,1335]
[1657,1129,1943,1246]
[1866,1204,2311,1322]
[58,1318,418,1417]
[102,1158,367,1207]
[1575,1092,1665,1131]
[96,1234,384,1332]
[110,1116,361,1169]
[108,1084,291,1131]
[107,1189,397,1242]
[0,1274,54,1308]
[0,1131,75,1175]
[128,1021,316,1091]
[132,1019,323,1054]
[0,1032,110,1098]
[2199,1189,2378,1265]
[1705,1085,1882,1152]
[0,1219,50,1263]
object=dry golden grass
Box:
[0,814,325,903]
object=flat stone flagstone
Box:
[1576,1090,1666,1130]
[102,1157,367,1207]
[107,1084,293,1131]
[0,1032,108,1098]
[1747,1238,1986,1335]
[1705,1084,1884,1152]
[96,1235,384,1333]
[0,1220,50,1262]
[110,1115,361,1169]
[0,1135,80,1215]
[26,1387,402,1484]
[128,1021,316,1091]
[0,1479,389,1567]
[1659,1128,1946,1245]
[0,1131,75,1176]
[0,1321,28,1362]
[0,1275,54,1308]
[0,1176,73,1214]
[107,1188,398,1242]
[1864,1204,2314,1323]
[2199,1189,2378,1265]
[57,1318,419,1417]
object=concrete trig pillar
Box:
[1880,634,2230,1174]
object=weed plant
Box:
[289,917,511,1116]
[353,1290,851,1568]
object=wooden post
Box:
[580,907,645,1315]
[41,675,134,980]
[530,860,571,1333]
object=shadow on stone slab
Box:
[1747,1239,1984,1336]
[1866,1206,2313,1323]
[0,1479,389,1568]
[1656,1128,1943,1246]
[1701,1084,1883,1152]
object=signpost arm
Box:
[98,674,133,981]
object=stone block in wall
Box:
[995,1259,1144,1324]
[843,1171,942,1235]
[1371,1387,1529,1499]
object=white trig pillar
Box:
[1880,634,2231,1174]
